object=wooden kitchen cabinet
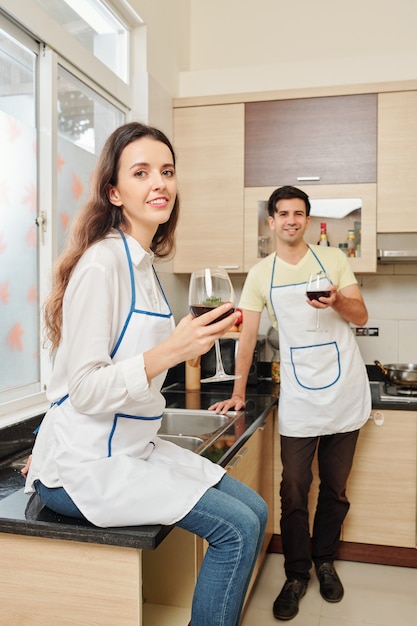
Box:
[0,534,143,625]
[245,95,377,188]
[377,91,417,232]
[173,103,245,273]
[142,525,196,624]
[343,410,417,548]
[173,96,378,274]
[225,408,275,585]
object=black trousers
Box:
[279,429,360,582]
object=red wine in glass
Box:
[190,304,235,323]
[306,290,331,302]
[306,271,332,332]
[189,268,241,382]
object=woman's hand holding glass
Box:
[189,268,242,382]
[143,301,239,383]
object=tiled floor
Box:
[242,553,417,626]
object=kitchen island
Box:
[0,381,277,625]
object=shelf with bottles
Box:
[306,212,361,258]
[244,183,377,273]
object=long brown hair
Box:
[44,122,179,350]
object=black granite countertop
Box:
[0,381,278,550]
[3,367,411,551]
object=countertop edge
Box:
[218,400,276,467]
[0,390,277,550]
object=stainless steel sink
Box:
[159,409,235,436]
[158,434,204,452]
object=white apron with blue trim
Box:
[271,251,371,437]
[26,233,224,527]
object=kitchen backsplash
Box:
[353,269,417,364]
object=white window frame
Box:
[0,0,136,107]
[0,0,138,426]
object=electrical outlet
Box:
[355,327,379,336]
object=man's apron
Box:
[270,248,371,437]
[28,231,224,527]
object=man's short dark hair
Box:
[267,185,311,217]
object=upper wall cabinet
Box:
[377,91,417,232]
[245,95,377,187]
[173,104,245,273]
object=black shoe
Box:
[273,579,307,621]
[316,562,344,602]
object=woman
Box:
[25,122,267,626]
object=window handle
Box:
[35,211,47,245]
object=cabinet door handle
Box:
[217,265,241,270]
[226,446,248,470]
[226,455,241,470]
[297,176,320,181]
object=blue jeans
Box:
[34,480,86,518]
[177,474,267,626]
[35,474,267,626]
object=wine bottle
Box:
[318,222,330,246]
[347,229,356,257]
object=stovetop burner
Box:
[384,381,417,397]
[378,381,417,403]
[392,386,417,397]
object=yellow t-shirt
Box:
[239,244,357,328]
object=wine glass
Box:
[189,268,241,383]
[306,270,332,332]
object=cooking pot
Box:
[374,360,417,387]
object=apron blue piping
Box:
[108,412,163,457]
[269,247,334,310]
[290,341,341,390]
[50,394,69,408]
[307,246,334,284]
[132,308,171,318]
[50,229,172,409]
[111,228,172,358]
[38,394,70,431]
[270,248,340,392]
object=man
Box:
[211,185,371,621]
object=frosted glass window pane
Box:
[57,67,125,251]
[33,0,129,82]
[0,30,36,126]
[0,32,38,401]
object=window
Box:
[0,5,129,423]
[57,67,124,251]
[33,0,129,81]
[0,26,39,405]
